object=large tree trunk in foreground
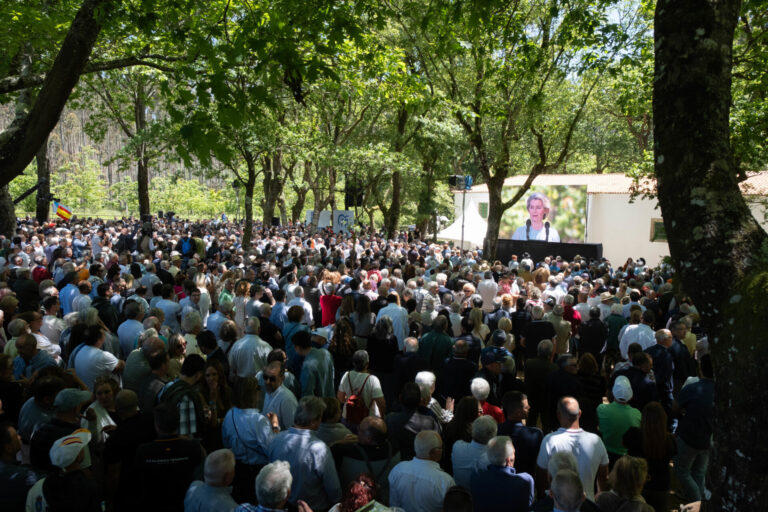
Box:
[654,0,768,509]
[0,186,15,238]
[0,0,112,187]
[35,137,51,223]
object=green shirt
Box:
[597,401,641,455]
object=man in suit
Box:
[470,436,535,512]
[498,391,543,477]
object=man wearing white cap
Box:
[596,376,641,466]
[26,430,101,512]
[30,388,96,472]
[45,430,101,509]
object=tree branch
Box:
[0,0,113,188]
[0,53,182,95]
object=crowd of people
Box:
[0,215,713,512]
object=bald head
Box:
[115,389,139,418]
[557,397,581,428]
[358,416,387,446]
[655,329,673,347]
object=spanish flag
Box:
[54,202,72,220]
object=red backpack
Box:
[345,373,372,425]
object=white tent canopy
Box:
[437,200,487,249]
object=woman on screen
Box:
[511,192,560,242]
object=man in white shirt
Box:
[618,310,657,359]
[477,271,499,313]
[73,326,125,391]
[41,296,66,345]
[156,285,182,334]
[228,317,272,380]
[286,287,313,327]
[536,397,608,501]
[376,293,409,351]
[389,430,455,512]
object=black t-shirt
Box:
[0,380,23,426]
[522,321,557,358]
[134,436,204,512]
[43,469,102,512]
[104,413,156,512]
[30,419,82,472]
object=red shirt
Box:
[319,294,342,327]
[481,400,505,423]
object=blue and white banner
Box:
[333,210,355,233]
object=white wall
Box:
[586,193,670,265]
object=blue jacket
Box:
[470,464,534,512]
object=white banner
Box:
[305,210,332,228]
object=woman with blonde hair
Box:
[233,279,250,329]
[469,307,489,343]
[596,455,654,512]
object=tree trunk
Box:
[384,170,401,239]
[483,182,503,258]
[35,136,51,223]
[278,193,288,226]
[135,86,150,217]
[261,153,284,226]
[137,155,150,217]
[0,186,15,238]
[242,152,256,249]
[0,0,112,187]
[654,0,768,509]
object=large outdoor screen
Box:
[499,185,587,243]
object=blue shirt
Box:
[300,348,335,398]
[60,283,79,316]
[222,408,276,466]
[267,428,341,510]
[470,465,535,512]
[117,319,145,358]
[206,311,228,341]
[269,302,288,331]
[184,481,237,512]
[13,350,57,380]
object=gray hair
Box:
[526,192,551,212]
[294,396,326,426]
[204,449,235,486]
[245,316,261,335]
[255,460,293,507]
[182,311,202,333]
[471,377,490,401]
[486,436,514,466]
[80,307,100,327]
[414,430,442,458]
[532,305,544,320]
[63,312,81,329]
[404,337,419,353]
[218,300,234,314]
[352,350,370,371]
[548,450,578,477]
[415,371,436,397]
[551,469,584,512]
[471,415,498,444]
[537,339,554,359]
